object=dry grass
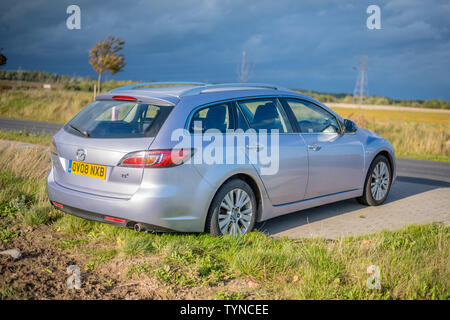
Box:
[0,89,92,123]
[346,113,450,161]
[0,88,449,161]
[333,107,450,126]
[0,142,50,180]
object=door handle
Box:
[308,144,321,151]
[246,144,264,151]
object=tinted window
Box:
[189,103,232,133]
[283,99,340,134]
[65,100,172,138]
[237,98,293,133]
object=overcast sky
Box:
[1,0,449,100]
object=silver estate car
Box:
[47,83,396,236]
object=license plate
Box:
[68,160,107,180]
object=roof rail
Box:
[111,82,206,92]
[179,83,290,96]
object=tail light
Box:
[118,149,193,168]
[50,138,58,156]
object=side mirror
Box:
[344,119,358,133]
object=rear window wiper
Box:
[69,124,90,137]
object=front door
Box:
[281,98,364,199]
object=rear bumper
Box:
[46,167,210,232]
[51,202,174,232]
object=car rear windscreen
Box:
[64,100,173,138]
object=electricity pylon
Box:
[353,53,369,104]
[237,51,254,83]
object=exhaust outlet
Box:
[134,223,146,232]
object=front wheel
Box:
[205,179,257,236]
[357,155,392,206]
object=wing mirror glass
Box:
[344,119,358,133]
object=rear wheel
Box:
[357,155,392,206]
[206,179,256,236]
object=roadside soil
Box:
[0,225,254,300]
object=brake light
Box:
[112,95,137,101]
[118,149,193,168]
[50,138,58,156]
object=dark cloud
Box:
[0,0,449,99]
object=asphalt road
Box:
[1,117,449,238]
[0,117,62,135]
[258,158,450,238]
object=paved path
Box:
[258,158,450,239]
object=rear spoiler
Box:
[95,91,178,106]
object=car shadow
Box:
[256,175,450,235]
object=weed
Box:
[214,291,246,300]
[55,239,89,250]
[0,228,19,243]
[0,287,17,300]
[127,263,150,278]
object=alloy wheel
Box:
[218,188,253,235]
[370,161,390,201]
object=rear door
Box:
[52,99,172,198]
[235,98,309,205]
[281,98,364,199]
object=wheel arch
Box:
[204,173,264,231]
[373,150,395,180]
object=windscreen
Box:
[64,100,173,138]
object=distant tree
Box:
[88,36,126,95]
[0,48,7,66]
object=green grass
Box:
[55,239,89,250]
[0,131,449,299]
[53,211,449,299]
[0,130,52,145]
[214,291,246,300]
[121,235,155,256]
[0,287,17,300]
[0,228,19,243]
[84,251,119,271]
[127,263,151,278]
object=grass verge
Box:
[0,130,52,145]
[0,141,449,299]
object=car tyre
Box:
[357,154,392,206]
[206,179,257,236]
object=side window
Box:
[237,98,293,133]
[283,99,340,134]
[189,103,232,133]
